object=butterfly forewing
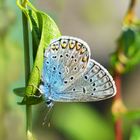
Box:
[43,36,90,90]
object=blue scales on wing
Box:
[39,36,116,103]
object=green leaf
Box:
[123,110,140,120]
[130,125,140,140]
[110,24,140,74]
[13,87,25,97]
[18,95,43,105]
[118,29,135,54]
[17,0,61,98]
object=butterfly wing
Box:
[41,36,116,102]
[51,59,116,102]
[42,36,90,90]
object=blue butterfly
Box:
[38,36,116,107]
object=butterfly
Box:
[38,36,116,107]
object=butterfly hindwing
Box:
[50,59,116,102]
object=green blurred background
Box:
[0,0,140,140]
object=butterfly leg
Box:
[28,93,42,98]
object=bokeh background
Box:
[0,0,140,140]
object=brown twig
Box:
[127,0,137,14]
[124,0,137,25]
[112,1,137,140]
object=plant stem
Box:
[124,0,137,25]
[114,73,121,100]
[113,1,137,140]
[127,0,137,14]
[22,13,30,84]
[26,104,32,135]
[21,1,33,139]
[114,73,122,140]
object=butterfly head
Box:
[45,99,54,108]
